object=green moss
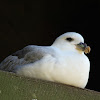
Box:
[0,71,100,100]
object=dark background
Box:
[0,0,99,91]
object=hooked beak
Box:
[76,42,91,54]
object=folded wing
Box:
[0,45,54,72]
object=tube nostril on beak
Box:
[76,42,91,54]
[77,42,87,49]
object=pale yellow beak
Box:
[76,42,91,54]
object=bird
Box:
[0,32,91,88]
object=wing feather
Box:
[0,45,54,72]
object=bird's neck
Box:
[52,43,74,52]
[51,43,84,54]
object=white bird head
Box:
[52,32,91,54]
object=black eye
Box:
[66,37,74,42]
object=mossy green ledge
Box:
[0,70,100,100]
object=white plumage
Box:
[0,32,90,88]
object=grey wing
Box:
[0,45,50,72]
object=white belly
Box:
[16,53,90,88]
